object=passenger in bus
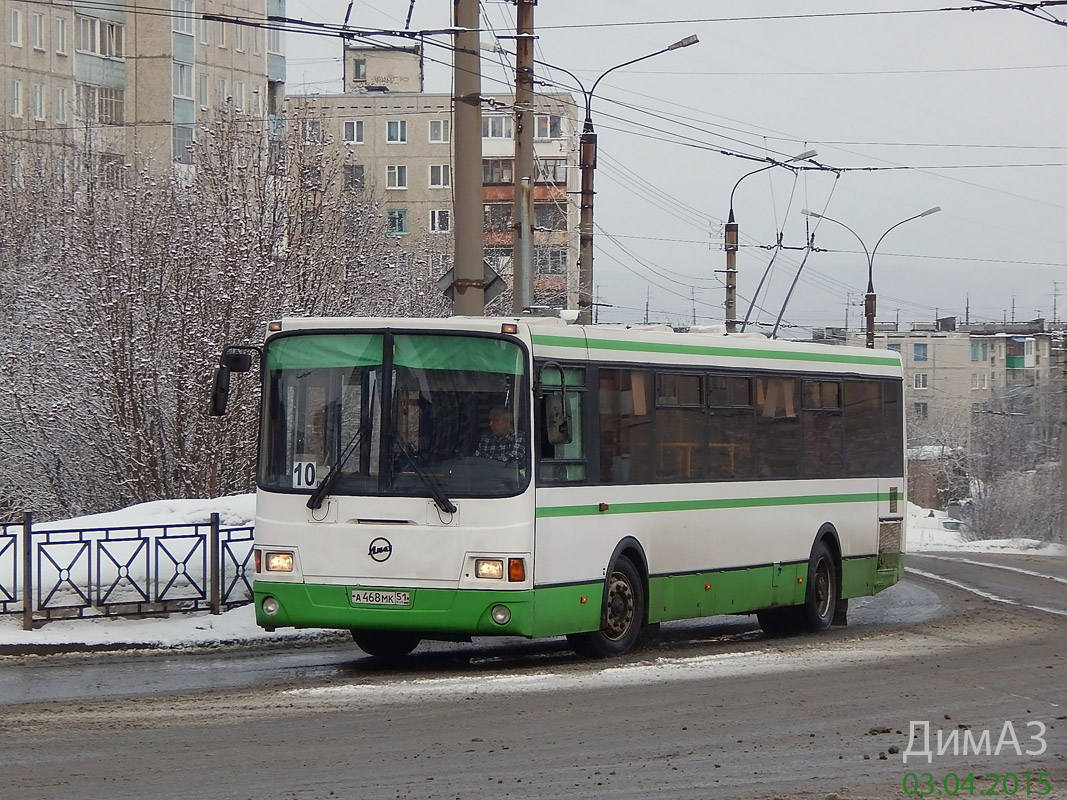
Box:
[474,407,525,463]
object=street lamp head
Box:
[668,34,700,50]
[789,150,818,163]
[800,208,821,218]
[920,206,942,217]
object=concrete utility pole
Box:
[511,0,535,314]
[452,0,484,315]
[1060,330,1067,543]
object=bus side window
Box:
[599,368,653,483]
[537,366,586,484]
[755,376,800,479]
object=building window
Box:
[216,78,228,108]
[343,164,364,190]
[302,119,322,143]
[386,120,407,143]
[971,373,978,390]
[429,164,450,188]
[199,15,210,43]
[9,81,21,117]
[343,120,364,143]
[386,164,407,189]
[55,17,68,54]
[31,84,44,120]
[970,342,979,362]
[436,253,453,272]
[173,124,194,164]
[216,19,226,48]
[483,158,513,184]
[173,62,193,99]
[913,343,928,362]
[251,26,261,55]
[482,115,513,139]
[32,13,44,49]
[484,204,511,232]
[913,373,928,390]
[10,9,22,46]
[536,247,568,275]
[267,25,281,54]
[981,342,988,361]
[55,86,67,123]
[534,114,563,139]
[97,88,125,124]
[981,374,988,389]
[198,73,208,106]
[536,157,567,184]
[430,209,451,232]
[76,16,124,58]
[429,119,450,142]
[913,402,928,420]
[535,204,567,231]
[386,209,409,235]
[887,343,901,353]
[352,58,366,81]
[233,81,244,111]
[172,0,194,34]
[234,24,244,52]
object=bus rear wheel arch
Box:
[568,553,646,658]
[757,533,841,636]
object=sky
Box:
[278,1,1067,332]
[1,496,1063,650]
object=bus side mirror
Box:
[221,351,253,372]
[208,365,232,416]
[209,346,259,416]
[544,395,571,445]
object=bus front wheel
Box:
[797,540,838,632]
[568,555,645,658]
[351,630,421,658]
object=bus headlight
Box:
[265,551,294,572]
[475,559,504,579]
[262,596,280,616]
[491,605,511,625]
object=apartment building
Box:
[1,0,284,180]
[287,43,581,304]
[835,320,1060,443]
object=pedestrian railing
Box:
[0,512,254,630]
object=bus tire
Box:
[567,555,645,658]
[756,606,799,636]
[797,539,838,633]
[351,630,421,658]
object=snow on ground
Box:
[0,496,1063,651]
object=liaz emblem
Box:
[368,537,393,562]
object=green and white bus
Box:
[210,316,906,658]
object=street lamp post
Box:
[557,35,699,324]
[724,150,817,332]
[801,207,941,348]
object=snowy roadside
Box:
[1,496,1063,653]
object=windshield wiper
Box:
[394,437,457,515]
[307,425,365,510]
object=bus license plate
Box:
[351,589,411,606]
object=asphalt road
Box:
[0,552,1064,800]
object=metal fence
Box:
[0,512,254,630]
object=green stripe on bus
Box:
[536,492,886,518]
[530,333,899,367]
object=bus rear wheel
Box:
[568,555,645,658]
[797,540,838,632]
[351,630,421,658]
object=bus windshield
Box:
[258,331,530,499]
